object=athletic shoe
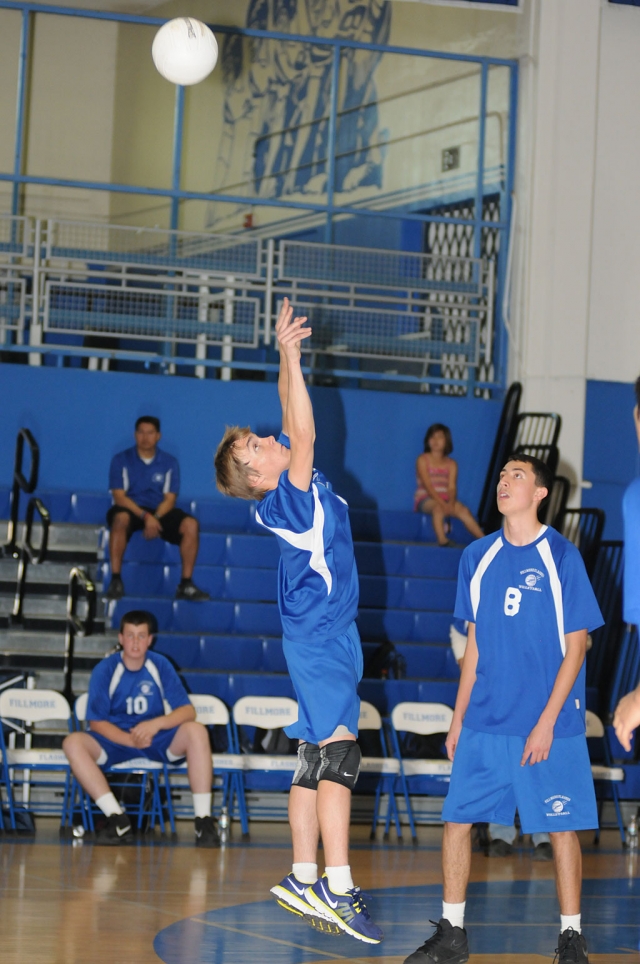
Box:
[95,813,133,846]
[306,875,383,944]
[487,838,513,857]
[532,841,553,862]
[105,575,125,601]
[175,580,210,601]
[403,918,469,963]
[194,816,220,848]
[554,928,589,964]
[270,874,341,936]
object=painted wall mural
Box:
[207,1,391,229]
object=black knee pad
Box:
[318,740,361,791]
[291,742,321,790]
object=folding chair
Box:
[0,688,73,831]
[357,700,401,840]
[388,701,454,842]
[65,692,173,836]
[585,709,626,846]
[164,694,249,837]
[232,695,299,822]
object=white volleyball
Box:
[152,18,218,86]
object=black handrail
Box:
[3,428,40,559]
[62,568,96,703]
[10,497,50,626]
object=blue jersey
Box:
[109,446,180,511]
[623,477,640,626]
[255,433,359,643]
[454,526,603,738]
[86,650,190,731]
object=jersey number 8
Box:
[504,587,522,616]
[126,695,149,715]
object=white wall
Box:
[587,2,640,385]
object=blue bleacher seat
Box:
[262,637,287,672]
[172,600,235,634]
[234,602,283,636]
[397,643,459,679]
[358,575,405,609]
[70,492,112,524]
[354,542,405,575]
[403,544,462,579]
[224,567,278,602]
[154,634,202,667]
[403,578,457,612]
[414,611,452,643]
[0,486,11,518]
[197,500,256,532]
[357,608,415,642]
[194,533,227,566]
[417,679,459,706]
[109,597,174,631]
[223,534,280,569]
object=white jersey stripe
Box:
[536,537,566,655]
[470,535,503,619]
[163,469,172,495]
[108,661,125,698]
[122,466,129,493]
[255,483,332,594]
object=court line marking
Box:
[189,916,372,961]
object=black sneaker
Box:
[175,580,210,601]
[105,574,125,601]
[403,918,469,963]
[487,838,513,857]
[95,813,133,845]
[555,928,589,963]
[532,841,553,862]
[194,815,221,848]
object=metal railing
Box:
[62,568,96,703]
[2,428,40,559]
[0,214,499,391]
[10,496,50,626]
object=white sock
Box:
[325,865,354,894]
[292,862,318,885]
[561,913,581,934]
[442,900,466,930]
[193,793,212,819]
[96,792,123,818]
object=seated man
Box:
[105,416,209,601]
[63,609,219,847]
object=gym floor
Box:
[1,822,638,964]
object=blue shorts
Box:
[91,727,185,767]
[442,727,598,833]
[282,621,363,744]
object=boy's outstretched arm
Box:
[276,298,293,436]
[277,300,314,492]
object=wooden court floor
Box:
[1,822,639,964]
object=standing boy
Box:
[404,454,603,964]
[214,299,382,945]
[63,610,219,847]
[613,375,640,751]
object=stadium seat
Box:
[357,700,401,840]
[586,709,626,846]
[166,694,249,836]
[388,701,454,842]
[0,688,73,831]
[232,695,299,819]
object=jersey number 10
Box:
[126,695,149,715]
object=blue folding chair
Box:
[164,694,249,837]
[0,688,73,830]
[232,695,298,823]
[64,692,174,836]
[586,709,626,846]
[388,701,454,843]
[357,700,401,840]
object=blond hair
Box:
[214,425,268,501]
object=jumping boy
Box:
[214,298,383,945]
[403,454,603,964]
[63,609,219,847]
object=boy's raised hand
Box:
[276,296,311,360]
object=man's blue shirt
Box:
[454,525,603,738]
[86,650,190,731]
[255,433,359,642]
[109,446,180,511]
[623,476,640,626]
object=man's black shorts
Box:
[106,506,194,545]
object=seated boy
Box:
[214,299,382,945]
[63,609,219,846]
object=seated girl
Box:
[414,423,484,547]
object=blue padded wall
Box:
[0,363,500,512]
[583,379,639,539]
